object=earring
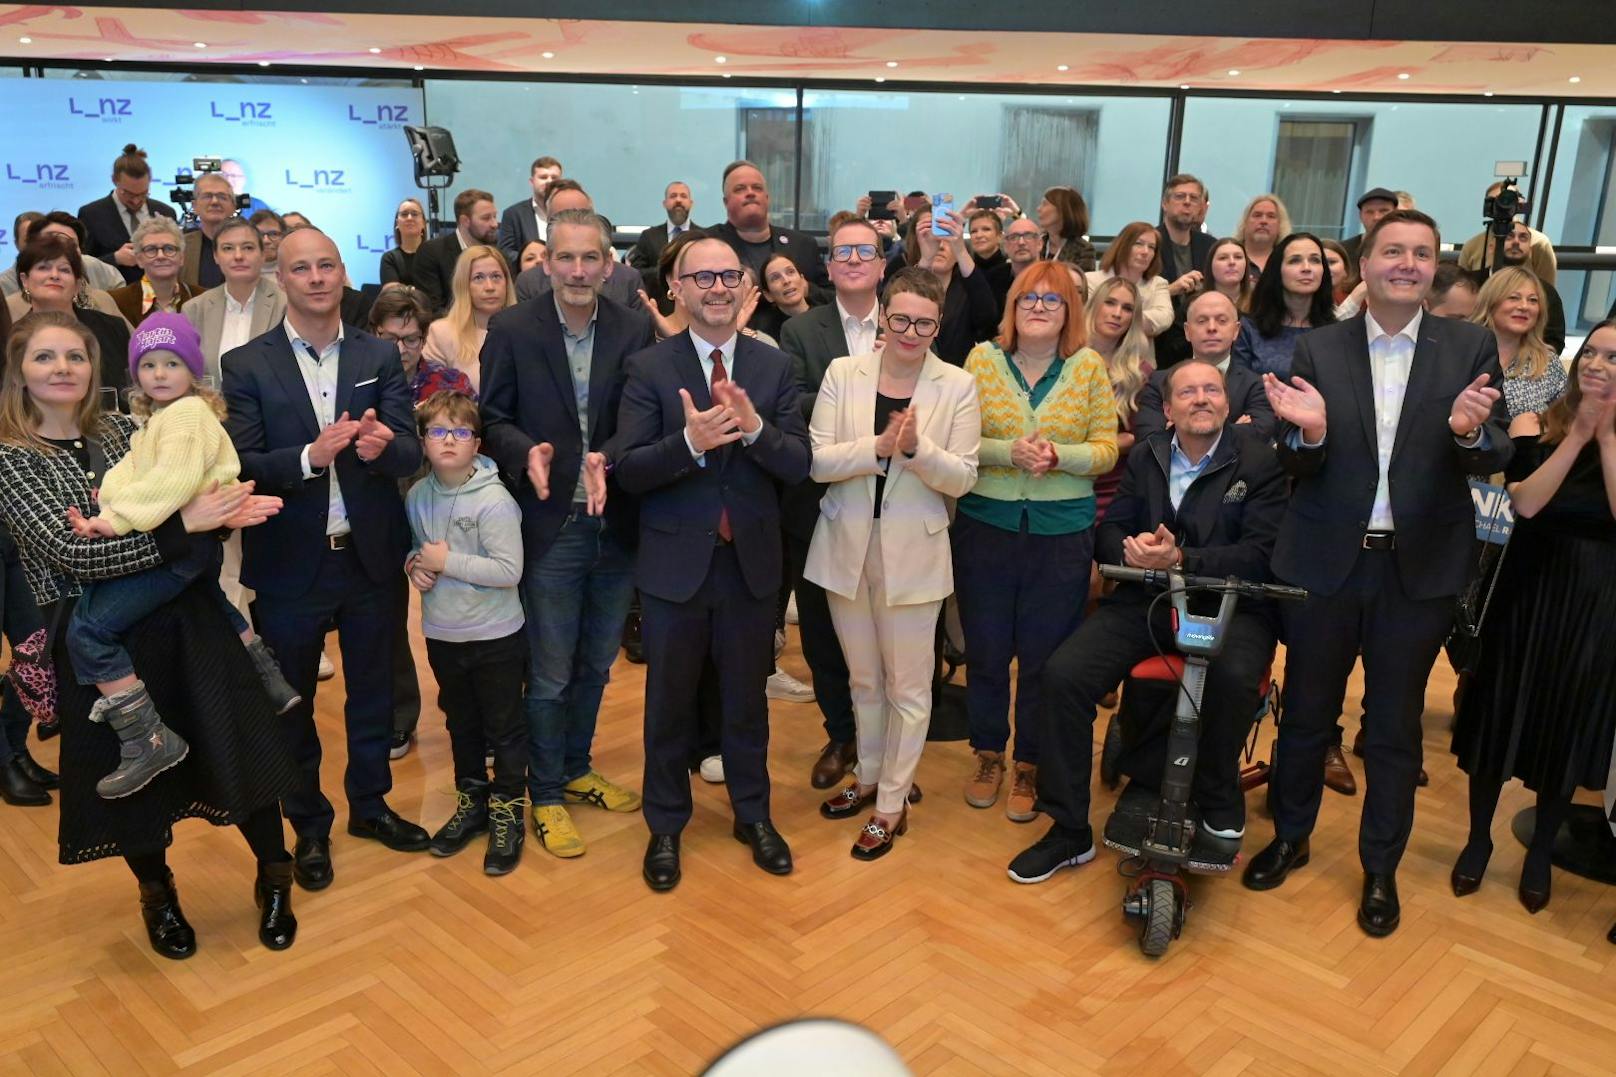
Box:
[19,287,29,304]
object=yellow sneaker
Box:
[563,770,643,813]
[531,804,585,858]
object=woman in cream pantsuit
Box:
[804,268,981,860]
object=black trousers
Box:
[392,584,423,737]
[783,529,856,744]
[1270,549,1455,873]
[641,545,774,834]
[1037,598,1276,835]
[425,630,528,798]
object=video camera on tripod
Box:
[170,157,250,229]
[1480,163,1530,281]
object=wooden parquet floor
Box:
[3,596,1615,1076]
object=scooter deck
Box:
[1104,783,1240,874]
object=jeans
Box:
[67,542,247,686]
[523,512,636,805]
[426,630,528,797]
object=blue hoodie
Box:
[405,454,525,643]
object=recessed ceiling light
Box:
[368,47,381,54]
[1179,83,1189,90]
[103,56,114,62]
[1483,90,1495,97]
[193,41,207,48]
[714,55,727,64]
[541,51,554,59]
[1569,75,1582,83]
[413,65,424,71]
[18,36,31,44]
[257,60,271,67]
[1226,69,1240,77]
[1056,64,1069,72]
[720,72,731,79]
[886,60,898,69]
[874,76,886,83]
[1397,72,1410,80]
[300,78,308,84]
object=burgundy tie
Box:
[710,349,733,543]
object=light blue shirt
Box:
[556,293,599,504]
[685,329,763,466]
[1169,430,1222,511]
[287,318,350,537]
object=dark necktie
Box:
[710,348,733,543]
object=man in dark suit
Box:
[1340,187,1399,272]
[180,172,239,291]
[777,216,883,789]
[1154,174,1218,368]
[627,181,699,317]
[413,187,501,314]
[480,209,655,859]
[513,181,641,312]
[1134,291,1275,441]
[496,154,562,266]
[709,160,829,288]
[77,144,179,285]
[222,228,426,891]
[612,236,812,892]
[1007,361,1287,884]
[1243,210,1513,937]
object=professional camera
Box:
[1483,175,1529,239]
[170,157,250,227]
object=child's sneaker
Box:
[485,795,527,875]
[93,680,189,799]
[244,637,302,714]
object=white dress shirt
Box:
[218,288,257,359]
[286,319,351,537]
[1363,308,1420,531]
[530,202,549,243]
[837,297,879,358]
[684,329,764,464]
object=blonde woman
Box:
[1471,266,1567,419]
[418,244,514,400]
[1232,194,1291,280]
[1085,276,1154,521]
[954,261,1119,821]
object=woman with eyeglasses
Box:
[902,208,999,366]
[107,218,200,327]
[418,244,514,401]
[380,198,428,289]
[954,262,1118,822]
[1085,221,1174,338]
[805,268,980,860]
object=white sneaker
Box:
[785,593,799,625]
[766,667,815,703]
[699,755,725,783]
[317,652,335,681]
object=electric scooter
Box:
[1096,565,1307,958]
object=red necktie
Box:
[710,349,733,543]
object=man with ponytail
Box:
[77,144,180,286]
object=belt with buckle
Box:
[326,533,352,551]
[1361,531,1395,550]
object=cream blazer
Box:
[804,349,980,606]
[181,277,287,384]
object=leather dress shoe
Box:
[1241,838,1310,891]
[1358,872,1400,937]
[811,740,857,789]
[643,833,681,892]
[16,749,58,789]
[255,860,298,950]
[1,757,50,806]
[733,819,793,875]
[1518,865,1552,915]
[138,870,197,960]
[1323,743,1357,796]
[292,835,334,891]
[819,782,922,820]
[1450,840,1491,897]
[347,807,431,852]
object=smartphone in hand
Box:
[975,194,1003,210]
[868,190,897,221]
[930,192,954,236]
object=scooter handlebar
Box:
[1097,564,1308,602]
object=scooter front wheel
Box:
[1140,878,1178,957]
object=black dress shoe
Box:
[138,870,197,960]
[1518,873,1552,915]
[733,819,793,875]
[347,807,431,852]
[292,835,334,891]
[1241,837,1310,891]
[643,833,681,892]
[255,860,298,950]
[1358,872,1400,937]
[1450,840,1491,897]
[16,749,58,789]
[0,757,50,807]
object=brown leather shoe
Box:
[1005,763,1038,823]
[851,809,907,861]
[1323,743,1358,796]
[811,739,856,789]
[964,750,1005,808]
[820,782,921,820]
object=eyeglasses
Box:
[1016,292,1065,311]
[1005,231,1041,243]
[470,271,507,286]
[396,209,424,219]
[195,192,233,203]
[1166,191,1205,204]
[886,314,939,337]
[379,332,424,349]
[257,229,283,241]
[138,244,181,258]
[679,268,744,289]
[831,243,879,263]
[425,426,475,441]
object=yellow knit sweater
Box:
[963,343,1119,502]
[97,395,240,534]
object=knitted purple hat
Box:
[128,312,206,382]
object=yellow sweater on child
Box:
[96,395,240,535]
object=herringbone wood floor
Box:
[3,596,1615,1076]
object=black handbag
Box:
[1446,489,1513,675]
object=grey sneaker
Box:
[245,637,302,714]
[93,681,189,799]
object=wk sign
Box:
[1471,480,1514,545]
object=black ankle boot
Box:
[429,779,489,856]
[254,860,298,950]
[138,871,197,960]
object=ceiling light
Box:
[541,51,554,59]
[368,47,381,54]
[1569,75,1582,83]
[258,60,271,67]
[875,76,886,83]
[18,36,31,44]
[1397,72,1410,80]
[193,41,207,48]
[1056,64,1069,72]
[1483,90,1495,97]
[1179,83,1189,90]
[886,60,898,69]
[103,56,114,62]
[721,72,731,79]
[413,64,424,71]
[1331,89,1342,94]
[714,55,727,64]
[1226,69,1240,77]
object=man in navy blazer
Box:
[77,145,179,285]
[612,236,812,891]
[479,209,654,857]
[223,228,425,890]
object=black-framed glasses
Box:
[379,331,425,349]
[831,243,879,263]
[679,268,744,289]
[425,426,475,442]
[886,313,939,337]
[138,244,181,258]
[1016,292,1065,311]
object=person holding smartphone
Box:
[900,208,999,366]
